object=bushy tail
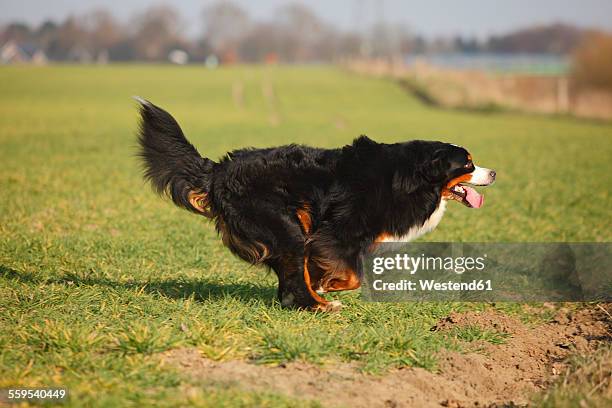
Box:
[135,98,215,215]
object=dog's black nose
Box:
[490,170,496,180]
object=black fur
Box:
[136,99,482,311]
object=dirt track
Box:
[163,305,611,407]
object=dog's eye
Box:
[464,161,473,169]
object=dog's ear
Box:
[392,148,450,195]
[187,191,213,217]
[424,150,451,183]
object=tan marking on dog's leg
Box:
[303,255,328,306]
[296,205,312,235]
[324,272,361,292]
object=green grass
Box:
[1,65,611,406]
[444,325,511,345]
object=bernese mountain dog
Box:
[136,99,496,312]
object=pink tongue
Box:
[464,186,484,208]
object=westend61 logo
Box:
[361,243,612,302]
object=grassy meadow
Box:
[0,65,611,406]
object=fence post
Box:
[557,77,569,113]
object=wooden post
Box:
[557,77,569,113]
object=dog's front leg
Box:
[272,253,342,312]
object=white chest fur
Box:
[379,200,447,243]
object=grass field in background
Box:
[0,65,610,406]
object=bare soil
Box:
[162,305,611,408]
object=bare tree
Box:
[35,21,59,50]
[572,31,612,91]
[83,9,122,53]
[0,22,33,44]
[45,17,88,60]
[368,22,412,58]
[274,3,328,62]
[239,23,283,62]
[132,5,182,61]
[202,1,250,57]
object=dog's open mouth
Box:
[448,184,484,208]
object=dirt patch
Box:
[431,306,610,407]
[162,305,611,408]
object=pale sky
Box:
[2,0,612,39]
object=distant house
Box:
[0,40,48,65]
[97,49,109,64]
[168,49,189,65]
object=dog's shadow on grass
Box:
[0,265,277,306]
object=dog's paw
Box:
[280,293,295,308]
[313,300,343,313]
[327,300,343,312]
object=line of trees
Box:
[1,2,362,63]
[0,1,596,64]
